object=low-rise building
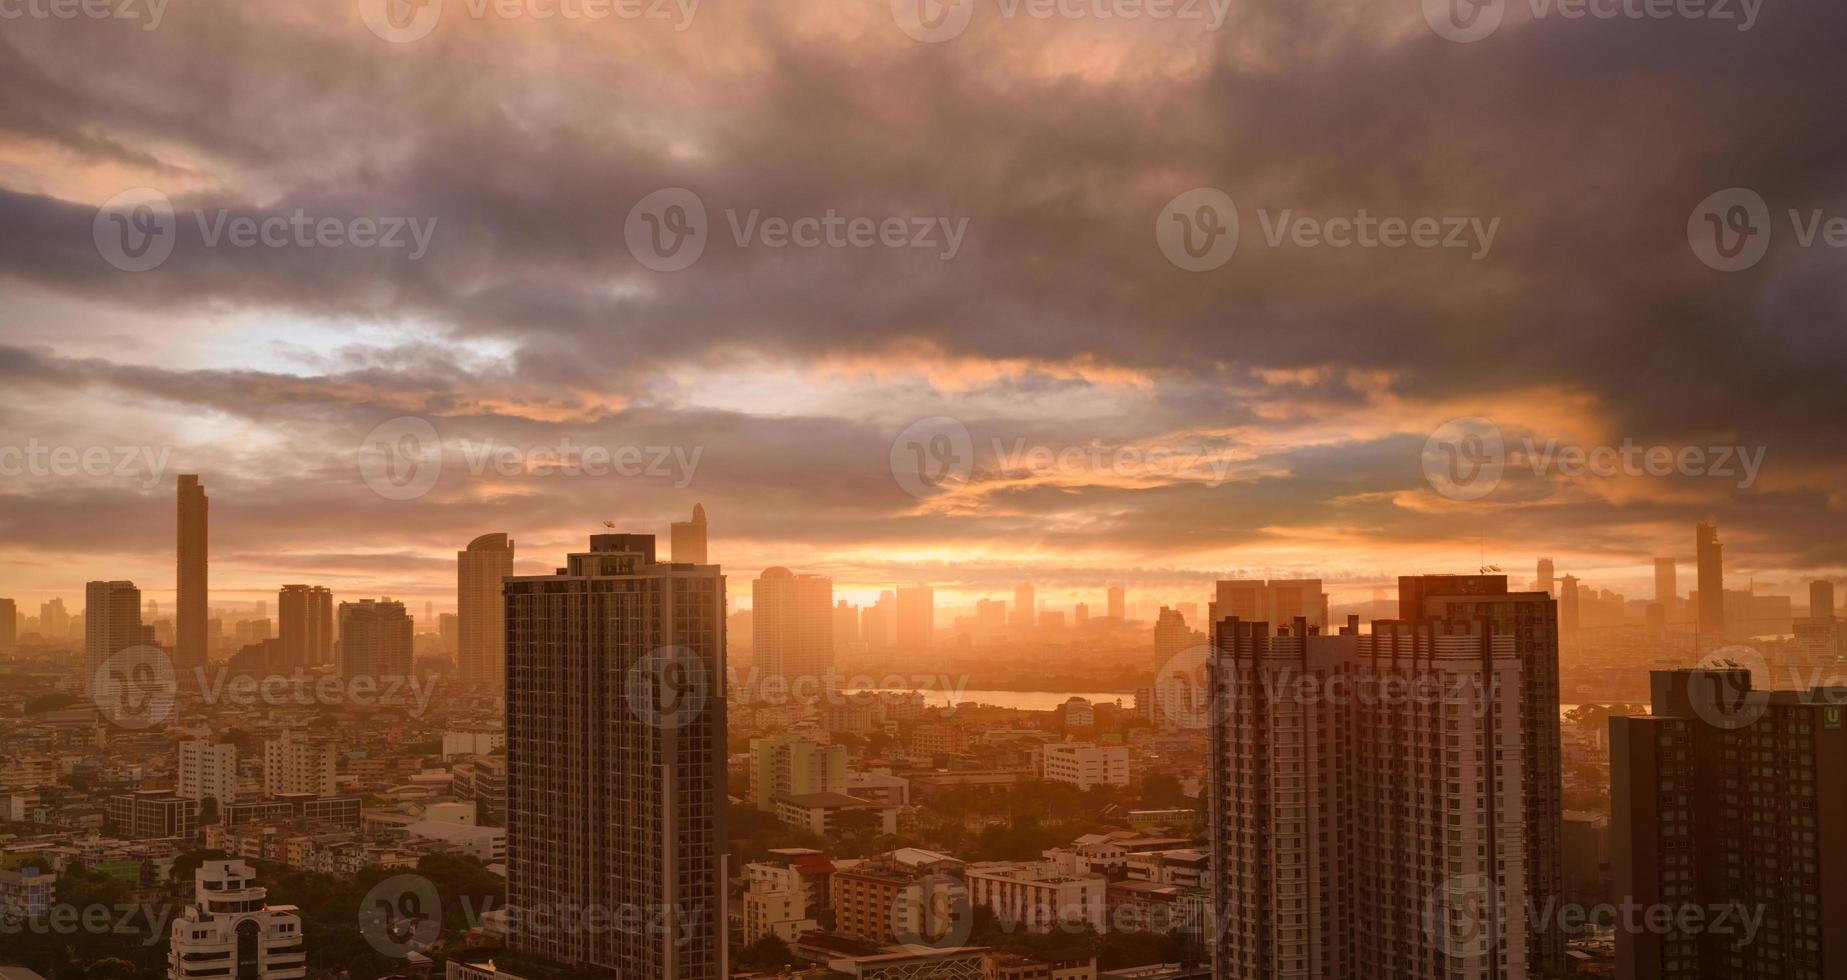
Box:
[1040,744,1128,790]
[965,862,1108,933]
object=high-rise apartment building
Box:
[85,580,157,685]
[1108,584,1126,621]
[1211,579,1330,631]
[1014,583,1036,628]
[39,597,69,638]
[504,533,726,978]
[167,860,306,980]
[1812,580,1836,622]
[1538,557,1555,595]
[176,474,209,669]
[178,741,238,806]
[754,568,834,692]
[750,735,848,812]
[1400,573,1565,976]
[1696,522,1725,638]
[263,732,336,797]
[336,599,412,680]
[895,584,934,651]
[671,502,709,564]
[0,598,14,652]
[1655,558,1678,606]
[277,585,333,667]
[1559,574,1581,634]
[1611,669,1847,980]
[1206,617,1527,980]
[457,533,514,691]
[834,599,860,651]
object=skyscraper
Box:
[1107,584,1125,621]
[753,567,834,693]
[1014,583,1035,628]
[85,580,156,684]
[504,533,726,978]
[1696,521,1724,638]
[1559,574,1581,634]
[1400,573,1566,976]
[1611,669,1847,979]
[278,585,333,668]
[0,598,14,652]
[1654,557,1678,606]
[1537,556,1555,595]
[335,599,412,680]
[1207,617,1527,980]
[894,583,934,651]
[176,474,209,669]
[457,532,514,691]
[39,597,69,638]
[1812,579,1836,621]
[672,502,709,564]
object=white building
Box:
[263,732,335,797]
[442,730,505,759]
[1041,743,1129,790]
[168,860,306,980]
[178,742,237,806]
[742,861,820,944]
[965,862,1108,933]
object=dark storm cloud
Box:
[0,0,1843,597]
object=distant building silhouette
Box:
[671,502,709,564]
[176,475,209,668]
[457,533,514,691]
[1696,522,1725,637]
[336,599,412,680]
[754,567,834,693]
[278,584,333,668]
[84,580,156,684]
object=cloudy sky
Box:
[0,0,1842,618]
